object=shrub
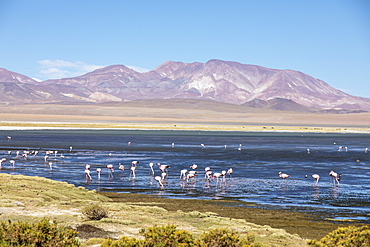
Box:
[102,225,261,247]
[308,225,370,246]
[0,218,80,246]
[101,236,145,247]
[140,224,195,247]
[82,204,109,220]
[196,228,256,247]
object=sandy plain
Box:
[0,99,369,132]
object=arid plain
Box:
[1,99,369,132]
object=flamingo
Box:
[186,172,197,182]
[48,162,53,170]
[130,166,136,179]
[7,136,11,141]
[171,143,175,148]
[119,163,125,173]
[311,174,320,187]
[107,164,114,178]
[205,170,213,181]
[278,172,290,179]
[149,162,155,175]
[9,160,15,168]
[180,169,188,180]
[0,158,6,169]
[204,167,211,178]
[85,164,91,170]
[97,168,102,179]
[212,172,224,184]
[227,168,233,178]
[200,144,205,148]
[190,164,198,170]
[158,163,170,173]
[154,176,164,188]
[131,160,139,166]
[69,146,73,152]
[161,172,167,180]
[85,169,92,180]
[329,170,340,186]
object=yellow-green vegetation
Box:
[0,218,80,246]
[101,224,263,247]
[308,225,370,246]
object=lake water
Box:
[1,129,369,222]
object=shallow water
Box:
[1,130,369,222]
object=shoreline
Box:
[1,121,370,134]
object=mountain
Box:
[1,60,370,112]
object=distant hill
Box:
[1,60,370,112]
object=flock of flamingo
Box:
[2,135,366,189]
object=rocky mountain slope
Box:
[1,60,370,112]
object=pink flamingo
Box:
[329,170,340,186]
[130,166,136,179]
[119,163,125,173]
[0,158,6,169]
[149,162,155,175]
[107,164,114,178]
[180,169,188,180]
[7,136,11,141]
[48,162,53,170]
[9,160,15,168]
[311,174,320,187]
[278,172,291,179]
[227,168,233,178]
[158,163,170,173]
[205,170,213,181]
[186,172,197,182]
[190,164,197,170]
[154,176,164,188]
[97,168,102,179]
[85,169,92,180]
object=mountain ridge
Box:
[1,59,370,112]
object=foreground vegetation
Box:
[0,218,369,247]
[0,173,367,246]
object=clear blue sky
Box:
[1,0,369,98]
